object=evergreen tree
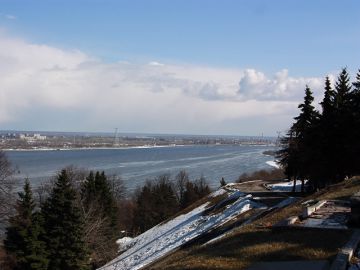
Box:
[277,131,298,188]
[96,171,118,229]
[220,177,227,187]
[81,171,119,268]
[81,171,118,230]
[349,70,360,175]
[279,68,360,190]
[133,183,155,233]
[4,180,48,270]
[132,175,179,233]
[278,86,318,191]
[353,70,360,91]
[321,76,336,116]
[42,170,89,270]
[334,68,352,109]
[332,68,352,181]
[309,77,336,188]
[153,175,178,222]
[81,171,96,204]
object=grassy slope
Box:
[148,177,360,270]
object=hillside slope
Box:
[99,181,298,270]
[148,178,360,270]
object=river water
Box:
[5,144,277,192]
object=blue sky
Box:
[0,0,359,135]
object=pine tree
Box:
[292,86,317,138]
[277,131,298,187]
[82,171,118,230]
[321,77,335,116]
[332,68,352,181]
[279,68,360,190]
[220,177,227,187]
[81,171,96,205]
[42,170,89,270]
[278,86,318,192]
[4,180,48,270]
[81,171,119,268]
[303,77,337,189]
[353,70,360,92]
[133,183,156,232]
[152,175,178,222]
[96,171,118,229]
[349,70,360,175]
[334,68,352,109]
[132,175,179,233]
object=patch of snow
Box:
[99,194,262,270]
[224,183,243,192]
[266,160,280,169]
[226,191,248,201]
[116,237,134,253]
[208,188,226,198]
[238,180,263,184]
[225,183,236,186]
[268,180,307,192]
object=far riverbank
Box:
[5,144,277,192]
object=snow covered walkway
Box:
[99,189,262,270]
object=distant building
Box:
[34,134,47,140]
[19,133,47,141]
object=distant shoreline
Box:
[2,143,275,152]
[2,144,186,152]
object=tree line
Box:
[277,68,360,191]
[133,172,211,233]
[0,159,211,270]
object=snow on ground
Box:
[203,196,298,246]
[266,160,280,169]
[267,180,308,192]
[99,191,262,270]
[116,237,134,253]
[208,188,227,198]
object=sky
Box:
[0,0,359,136]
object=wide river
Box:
[5,144,277,192]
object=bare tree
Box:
[81,200,117,267]
[175,170,189,203]
[108,174,126,200]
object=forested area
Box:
[278,68,360,191]
[0,154,211,269]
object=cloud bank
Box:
[0,32,325,135]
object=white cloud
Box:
[237,69,323,101]
[0,33,326,135]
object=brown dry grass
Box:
[237,169,285,183]
[147,177,360,270]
